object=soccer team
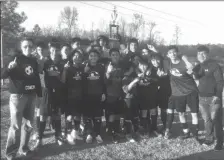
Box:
[1,35,223,160]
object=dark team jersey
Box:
[105,62,124,98]
[66,64,85,99]
[120,51,138,72]
[43,58,64,89]
[166,59,198,96]
[1,54,42,96]
[84,63,106,96]
[137,66,158,97]
[122,72,138,99]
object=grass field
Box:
[1,57,224,160]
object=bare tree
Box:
[32,24,41,36]
[146,21,157,44]
[118,17,127,38]
[59,6,78,39]
[131,13,144,38]
[172,25,181,45]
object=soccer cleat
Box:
[179,131,190,140]
[126,134,136,143]
[5,153,16,160]
[202,139,214,147]
[214,143,223,151]
[152,130,163,138]
[67,134,76,145]
[33,139,42,150]
[18,149,32,157]
[164,129,171,139]
[96,135,103,144]
[71,129,83,140]
[55,136,64,146]
[86,135,93,144]
[32,133,39,141]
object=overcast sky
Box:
[16,1,224,45]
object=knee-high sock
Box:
[191,124,199,137]
[93,118,101,136]
[54,119,61,138]
[141,117,149,132]
[36,116,40,131]
[39,121,46,140]
[66,120,73,133]
[85,118,93,136]
[151,114,158,131]
[166,113,174,130]
[125,120,133,134]
[161,109,167,129]
[74,119,80,131]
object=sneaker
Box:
[96,135,103,144]
[202,139,214,147]
[32,133,39,141]
[152,130,163,138]
[55,137,64,146]
[164,129,171,139]
[33,139,42,150]
[67,134,76,145]
[179,131,190,140]
[112,134,119,144]
[71,129,83,140]
[5,154,16,160]
[214,143,223,151]
[18,149,32,157]
[126,134,136,143]
[86,134,93,144]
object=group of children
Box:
[2,35,223,160]
[31,36,174,149]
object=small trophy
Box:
[109,6,119,40]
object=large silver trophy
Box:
[109,6,120,48]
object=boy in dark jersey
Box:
[150,54,171,135]
[105,48,125,143]
[133,55,160,137]
[62,49,84,145]
[32,42,50,150]
[2,37,42,160]
[43,43,65,145]
[83,49,106,144]
[164,45,199,141]
[122,65,140,143]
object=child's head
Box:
[128,38,138,53]
[141,47,151,61]
[197,45,209,63]
[88,49,100,64]
[132,54,142,67]
[61,43,71,60]
[97,35,109,47]
[36,41,47,57]
[109,48,120,63]
[71,37,81,50]
[20,37,34,57]
[70,49,82,65]
[151,54,162,68]
[167,45,179,60]
[49,43,60,62]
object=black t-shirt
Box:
[43,59,64,89]
[166,59,198,96]
[105,62,124,98]
[66,64,85,99]
[84,63,106,96]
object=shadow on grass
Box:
[168,149,224,160]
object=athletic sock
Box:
[93,118,101,136]
[191,124,199,137]
[74,119,81,131]
[54,119,62,138]
[166,113,174,130]
[39,121,46,140]
[36,116,40,130]
[161,109,167,129]
[151,114,158,131]
[181,123,189,133]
